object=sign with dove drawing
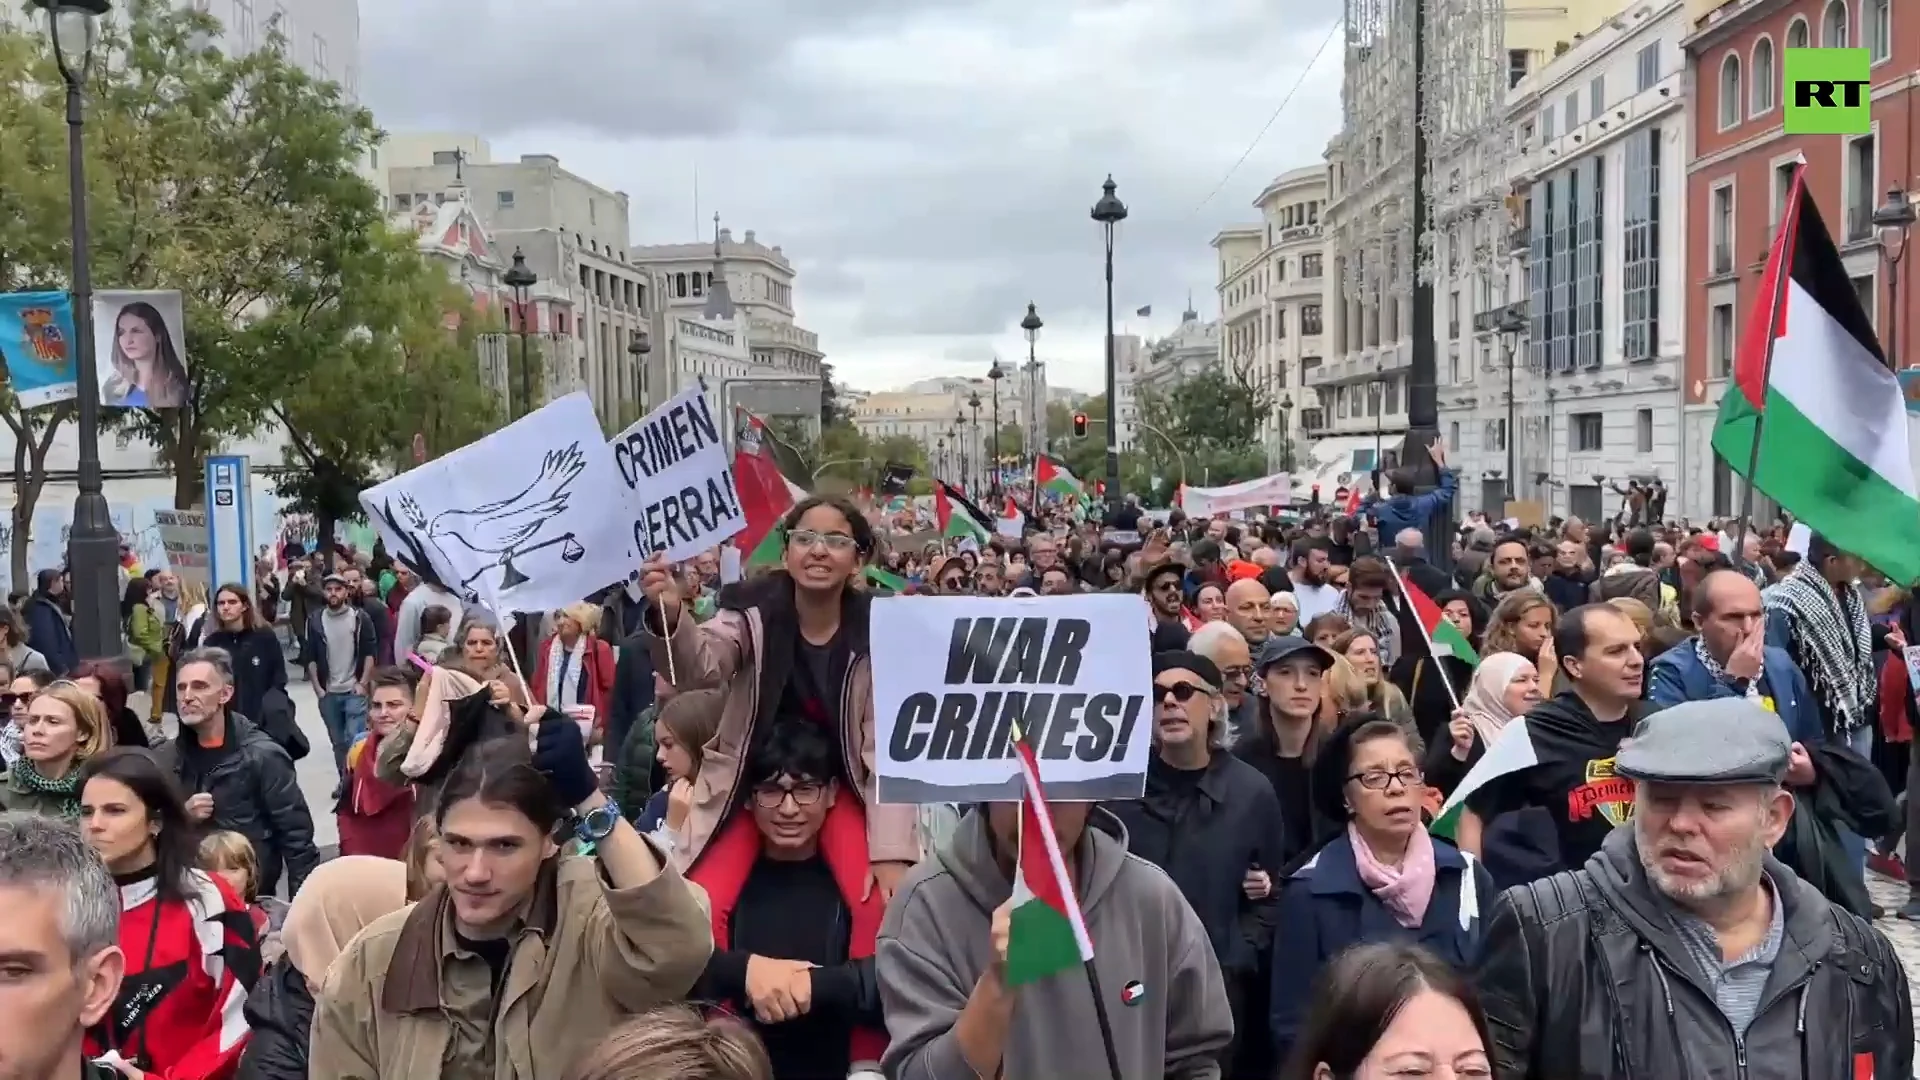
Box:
[359,392,634,614]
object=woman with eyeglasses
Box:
[1267,716,1493,1067]
[637,495,922,897]
[0,679,110,818]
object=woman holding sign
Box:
[638,495,920,895]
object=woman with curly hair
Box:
[1482,588,1557,678]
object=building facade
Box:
[1453,0,1692,522]
[1682,0,1911,520]
[1254,167,1330,473]
[1135,309,1221,398]
[385,149,655,430]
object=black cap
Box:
[1254,634,1336,674]
[1152,651,1222,690]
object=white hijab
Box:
[1460,651,1537,747]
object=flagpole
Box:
[1081,955,1127,1080]
[1384,556,1461,709]
[1734,168,1803,565]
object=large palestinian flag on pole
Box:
[1036,457,1085,500]
[1708,167,1920,584]
[935,480,992,543]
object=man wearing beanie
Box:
[1107,650,1289,1079]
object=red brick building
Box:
[1680,0,1914,517]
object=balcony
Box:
[1304,341,1414,386]
[1508,226,1530,253]
[1301,408,1327,433]
[1711,242,1733,276]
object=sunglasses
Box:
[1153,681,1206,702]
[1,690,34,710]
[941,576,966,589]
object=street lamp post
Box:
[1021,301,1044,518]
[627,327,652,414]
[1495,306,1527,501]
[966,394,982,492]
[1091,176,1128,510]
[1874,189,1916,370]
[936,436,947,479]
[34,0,116,663]
[1369,380,1384,473]
[953,412,968,488]
[1278,395,1294,473]
[986,362,1004,499]
[504,248,537,418]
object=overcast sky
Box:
[362,0,1345,395]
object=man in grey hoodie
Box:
[876,803,1233,1080]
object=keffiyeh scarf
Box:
[1765,562,1873,733]
[1692,636,1764,703]
[9,759,82,818]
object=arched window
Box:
[1787,16,1809,48]
[1751,37,1776,113]
[1719,54,1743,129]
[1822,0,1848,46]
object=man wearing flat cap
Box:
[1107,651,1288,1079]
[1476,698,1912,1080]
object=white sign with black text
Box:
[870,593,1153,803]
[611,385,746,565]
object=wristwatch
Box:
[575,798,622,843]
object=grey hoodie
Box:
[877,807,1233,1080]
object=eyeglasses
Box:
[752,781,826,808]
[787,529,857,553]
[2,691,36,710]
[940,576,966,589]
[1153,681,1207,702]
[1347,768,1423,791]
[1219,665,1254,682]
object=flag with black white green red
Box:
[935,480,992,543]
[732,410,811,566]
[1036,457,1085,500]
[1709,166,1920,584]
[1394,569,1477,667]
[1005,733,1096,987]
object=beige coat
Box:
[644,590,920,873]
[308,852,711,1080]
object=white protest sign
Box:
[871,593,1153,803]
[153,508,208,587]
[359,392,632,614]
[1179,471,1293,517]
[610,385,746,564]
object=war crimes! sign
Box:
[871,594,1153,803]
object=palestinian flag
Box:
[1709,167,1920,584]
[733,410,809,566]
[863,565,907,593]
[1395,570,1477,666]
[1005,734,1096,987]
[936,481,992,543]
[1036,457,1084,499]
[997,497,1025,539]
[1430,704,1634,840]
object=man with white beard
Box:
[1474,698,1911,1080]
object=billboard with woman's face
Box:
[94,290,187,409]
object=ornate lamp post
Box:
[987,360,1004,498]
[1874,189,1916,369]
[1091,175,1128,509]
[32,0,117,662]
[953,413,967,488]
[1495,306,1527,500]
[1021,302,1044,517]
[504,248,537,417]
[1278,394,1294,473]
[967,392,983,494]
[627,327,651,413]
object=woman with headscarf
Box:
[236,856,410,1080]
[1421,652,1560,889]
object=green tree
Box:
[1137,369,1272,491]
[86,7,398,507]
[272,237,501,559]
[814,421,873,486]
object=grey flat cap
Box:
[1614,698,1792,785]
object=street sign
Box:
[204,455,253,593]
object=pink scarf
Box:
[1349,822,1437,929]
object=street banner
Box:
[153,508,209,588]
[95,290,188,409]
[360,392,632,613]
[1179,471,1293,518]
[871,593,1152,804]
[0,291,79,408]
[611,385,746,565]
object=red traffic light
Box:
[1072,412,1089,438]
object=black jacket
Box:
[166,713,319,894]
[202,627,287,732]
[1476,826,1913,1080]
[235,960,312,1080]
[1105,752,1287,976]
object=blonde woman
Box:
[1330,629,1416,731]
[531,600,617,742]
[1482,588,1558,676]
[0,680,108,817]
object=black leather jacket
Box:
[164,714,320,894]
[235,960,312,1080]
[1475,827,1912,1080]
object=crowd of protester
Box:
[0,462,1916,1080]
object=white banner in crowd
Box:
[611,385,746,564]
[153,509,209,588]
[1179,471,1293,518]
[359,392,633,614]
[870,593,1153,803]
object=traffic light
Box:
[1072,412,1089,438]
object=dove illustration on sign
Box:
[395,442,590,602]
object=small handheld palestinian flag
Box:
[1385,556,1473,708]
[1036,457,1085,500]
[1005,734,1095,987]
